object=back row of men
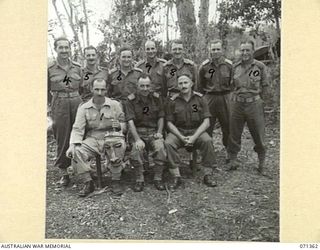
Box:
[48,37,269,197]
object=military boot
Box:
[257,154,266,174]
[78,180,95,197]
[111,180,123,196]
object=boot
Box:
[258,155,266,174]
[154,180,165,191]
[78,180,95,197]
[169,177,182,190]
[203,174,217,187]
[111,180,123,196]
[227,159,240,171]
[133,182,144,192]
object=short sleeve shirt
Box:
[232,59,269,98]
[81,66,109,102]
[198,57,232,93]
[162,58,197,94]
[107,67,143,101]
[166,92,211,130]
[135,57,167,95]
[125,93,165,128]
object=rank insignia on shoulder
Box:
[183,58,195,65]
[127,93,136,100]
[193,91,203,97]
[134,67,143,73]
[200,59,210,67]
[72,61,81,67]
[224,58,233,65]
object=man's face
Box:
[177,75,193,94]
[210,42,223,60]
[145,41,157,59]
[55,40,70,60]
[171,42,183,60]
[119,50,132,68]
[85,48,98,66]
[137,77,151,96]
[104,138,126,167]
[92,80,107,98]
[240,43,254,62]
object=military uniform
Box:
[80,66,109,102]
[162,58,197,96]
[165,91,216,175]
[107,67,143,101]
[47,59,82,171]
[227,59,269,164]
[198,57,233,147]
[69,97,125,182]
[135,57,167,96]
[125,92,166,183]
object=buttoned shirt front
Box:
[70,97,125,144]
[107,67,143,101]
[125,92,165,128]
[232,59,269,98]
[47,59,82,102]
[198,57,233,93]
[81,65,109,102]
[166,91,211,130]
[136,57,167,95]
[162,58,197,95]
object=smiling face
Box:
[145,41,157,59]
[119,50,133,68]
[210,42,223,60]
[240,42,254,62]
[85,48,98,66]
[55,40,70,60]
[177,75,193,94]
[137,77,151,97]
[171,42,184,60]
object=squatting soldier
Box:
[162,40,197,97]
[227,39,270,173]
[135,40,167,96]
[125,74,167,192]
[81,46,109,102]
[66,79,127,196]
[198,39,233,161]
[165,74,218,190]
[47,37,82,186]
[107,45,143,102]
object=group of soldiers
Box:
[48,37,269,197]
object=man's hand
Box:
[185,135,196,145]
[66,144,76,159]
[135,139,145,151]
[153,133,163,139]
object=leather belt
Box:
[54,91,80,98]
[205,90,230,95]
[232,95,260,103]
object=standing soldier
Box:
[47,37,82,186]
[107,45,143,102]
[165,74,218,190]
[227,39,269,173]
[198,39,233,162]
[162,40,197,97]
[125,74,167,192]
[81,46,109,103]
[136,40,167,96]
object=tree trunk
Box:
[175,0,198,58]
[52,0,66,36]
[166,3,170,50]
[82,0,90,46]
[197,0,209,63]
[272,0,281,37]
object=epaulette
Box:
[170,93,179,101]
[127,93,136,100]
[224,58,233,65]
[183,58,195,65]
[135,60,145,67]
[163,60,173,67]
[153,92,160,98]
[133,67,143,73]
[72,61,81,67]
[157,58,167,64]
[233,60,242,67]
[48,60,56,69]
[193,91,203,97]
[200,59,210,68]
[109,67,118,74]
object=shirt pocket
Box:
[190,104,202,122]
[69,72,81,89]
[249,71,261,90]
[174,106,185,123]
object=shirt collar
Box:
[56,58,71,69]
[84,97,113,109]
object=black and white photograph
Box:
[46,0,281,241]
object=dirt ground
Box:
[45,113,279,242]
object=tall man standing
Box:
[228,39,269,173]
[136,40,167,96]
[162,40,197,97]
[47,37,82,186]
[165,75,217,190]
[81,46,109,102]
[198,40,233,161]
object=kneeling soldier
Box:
[66,79,127,197]
[125,74,166,192]
[165,74,217,190]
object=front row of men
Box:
[66,74,217,197]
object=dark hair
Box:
[84,46,98,54]
[240,39,255,51]
[54,37,70,49]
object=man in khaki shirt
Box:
[47,37,82,186]
[66,79,126,197]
